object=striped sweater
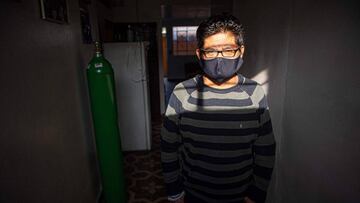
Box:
[161,74,276,203]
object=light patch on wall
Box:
[251,68,269,95]
[162,27,167,35]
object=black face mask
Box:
[199,57,243,84]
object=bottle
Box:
[126,24,134,42]
[86,42,126,203]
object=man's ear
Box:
[196,49,201,60]
[240,45,245,58]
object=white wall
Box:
[0,1,100,202]
[234,0,360,202]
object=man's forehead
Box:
[203,31,237,48]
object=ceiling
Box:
[98,0,124,7]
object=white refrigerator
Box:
[103,42,152,151]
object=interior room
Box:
[0,0,359,202]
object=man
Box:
[161,13,276,203]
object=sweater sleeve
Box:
[247,88,276,203]
[161,89,184,198]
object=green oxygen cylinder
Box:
[86,41,126,203]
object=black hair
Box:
[196,13,244,49]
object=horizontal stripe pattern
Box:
[190,88,249,100]
[161,74,276,202]
[188,96,253,107]
[181,128,258,143]
[186,187,247,203]
[181,117,260,129]
[180,124,260,136]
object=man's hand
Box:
[244,196,256,203]
[171,194,184,203]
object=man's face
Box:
[196,31,245,60]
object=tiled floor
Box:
[123,121,168,203]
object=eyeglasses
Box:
[200,47,240,59]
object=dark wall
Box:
[235,0,360,202]
[282,1,360,202]
[0,1,99,202]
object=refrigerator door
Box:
[104,42,152,151]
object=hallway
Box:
[1,0,360,203]
[123,121,168,203]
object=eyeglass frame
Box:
[200,47,241,59]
